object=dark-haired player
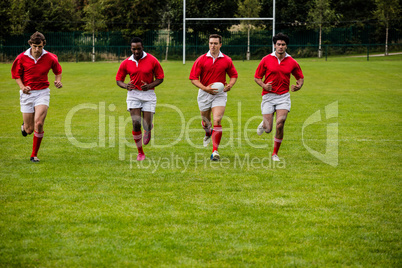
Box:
[254,33,304,161]
[189,34,238,161]
[116,37,164,161]
[11,31,63,162]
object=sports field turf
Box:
[0,55,401,266]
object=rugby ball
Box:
[211,82,225,93]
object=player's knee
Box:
[132,121,141,132]
[265,127,272,134]
[35,121,44,131]
[143,121,152,131]
[276,121,285,130]
[202,120,211,130]
[26,126,34,135]
[213,118,222,126]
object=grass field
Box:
[0,55,401,266]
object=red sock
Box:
[212,125,222,152]
[132,131,144,154]
[273,137,282,156]
[31,131,44,157]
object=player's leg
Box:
[141,97,156,146]
[211,106,225,126]
[272,109,288,161]
[34,105,48,133]
[275,109,288,139]
[210,106,225,161]
[130,108,145,160]
[200,109,213,147]
[30,105,48,162]
[20,90,35,136]
[200,109,212,133]
[257,94,275,135]
[262,113,274,133]
[200,109,212,129]
[22,113,35,135]
[271,93,291,161]
[198,90,214,147]
[142,111,153,145]
[130,108,142,132]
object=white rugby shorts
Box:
[127,90,157,113]
[20,88,50,113]
[261,92,291,114]
[197,89,227,112]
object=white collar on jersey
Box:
[24,48,48,64]
[207,50,223,63]
[129,51,147,67]
[270,51,290,64]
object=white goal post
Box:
[183,0,276,64]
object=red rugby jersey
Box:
[11,49,62,91]
[189,51,238,86]
[255,52,304,95]
[116,52,164,91]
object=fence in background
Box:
[1,25,400,62]
[2,43,401,63]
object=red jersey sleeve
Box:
[11,54,24,79]
[254,56,267,79]
[116,60,128,82]
[49,53,62,75]
[153,58,164,80]
[292,62,304,80]
[226,58,238,78]
[189,55,204,80]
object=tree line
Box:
[0,0,400,47]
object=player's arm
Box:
[54,74,63,88]
[15,78,31,94]
[224,77,237,92]
[117,80,134,91]
[254,77,272,91]
[191,79,218,95]
[140,78,163,91]
[291,78,304,92]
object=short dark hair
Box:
[28,31,46,45]
[209,34,222,44]
[130,37,143,46]
[273,33,289,45]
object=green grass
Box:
[0,54,401,266]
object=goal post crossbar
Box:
[183,0,276,64]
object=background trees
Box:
[373,0,401,55]
[307,0,339,58]
[0,0,400,48]
[237,0,263,60]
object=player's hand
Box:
[224,84,232,92]
[291,80,303,92]
[263,81,273,91]
[126,81,135,91]
[205,84,218,95]
[21,86,31,94]
[54,81,63,88]
[140,80,150,91]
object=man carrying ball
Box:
[116,37,164,161]
[189,34,238,161]
[254,33,304,162]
